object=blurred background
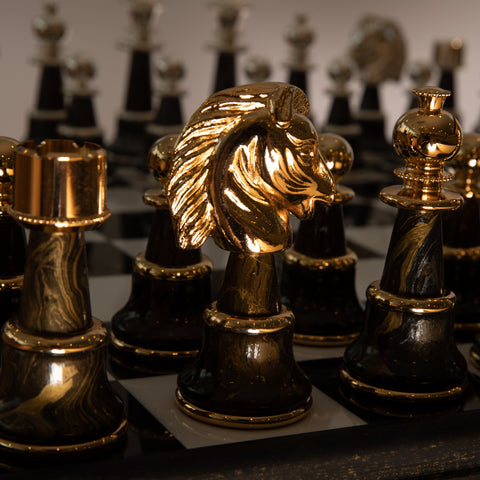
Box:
[0,0,478,143]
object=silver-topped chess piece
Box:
[407,61,431,109]
[244,56,271,83]
[26,3,67,142]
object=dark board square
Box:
[98,212,154,239]
[86,242,133,276]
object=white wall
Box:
[0,0,478,144]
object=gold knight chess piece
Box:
[340,87,468,416]
[0,140,126,456]
[167,82,335,428]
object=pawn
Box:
[244,56,271,83]
[57,54,103,145]
[284,14,314,95]
[443,133,480,339]
[210,0,246,92]
[0,140,126,456]
[0,138,26,325]
[144,56,185,153]
[108,0,160,172]
[26,3,67,143]
[281,133,363,346]
[434,38,463,118]
[408,61,431,109]
[110,136,213,375]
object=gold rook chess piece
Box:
[443,133,480,339]
[281,133,363,346]
[167,82,335,428]
[110,136,213,374]
[0,138,26,325]
[340,87,468,416]
[0,140,126,456]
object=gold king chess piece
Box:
[110,136,212,374]
[340,87,468,416]
[0,140,126,456]
[0,138,26,325]
[443,133,480,339]
[281,133,363,346]
[167,82,335,427]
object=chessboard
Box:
[4,170,480,480]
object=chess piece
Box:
[408,61,431,109]
[434,39,463,118]
[168,82,335,427]
[210,0,246,92]
[284,14,313,95]
[57,54,103,145]
[0,140,126,455]
[144,56,185,153]
[443,133,480,339]
[0,138,26,325]
[350,15,405,171]
[281,133,363,346]
[244,56,271,83]
[109,0,160,171]
[340,87,468,416]
[110,136,213,374]
[26,3,67,143]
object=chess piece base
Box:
[176,303,312,428]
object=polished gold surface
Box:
[176,389,312,429]
[0,275,23,291]
[134,252,213,280]
[167,82,335,253]
[110,333,198,359]
[366,280,455,314]
[339,367,467,401]
[0,137,19,210]
[388,87,463,209]
[149,135,178,188]
[284,248,357,271]
[349,15,405,85]
[11,140,109,229]
[294,331,358,347]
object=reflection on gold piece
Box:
[339,367,467,401]
[0,419,127,456]
[389,87,463,209]
[167,82,335,253]
[143,188,169,208]
[206,302,293,333]
[134,252,213,280]
[11,140,108,226]
[3,317,106,354]
[294,331,358,347]
[0,137,19,208]
[176,389,312,429]
[284,248,357,271]
[0,275,23,291]
[443,244,480,261]
[110,332,198,359]
[367,281,455,313]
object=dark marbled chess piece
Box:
[0,140,126,456]
[144,56,185,154]
[210,0,245,92]
[110,136,213,374]
[443,133,480,340]
[281,133,363,346]
[26,3,67,143]
[0,138,26,326]
[340,87,467,417]
[284,14,313,96]
[168,82,335,428]
[57,54,103,145]
[108,0,160,171]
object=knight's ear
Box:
[268,84,309,128]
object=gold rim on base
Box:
[110,331,198,359]
[294,331,358,347]
[0,418,128,456]
[175,389,312,429]
[339,367,467,402]
[454,321,480,332]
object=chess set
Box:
[2,2,480,480]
